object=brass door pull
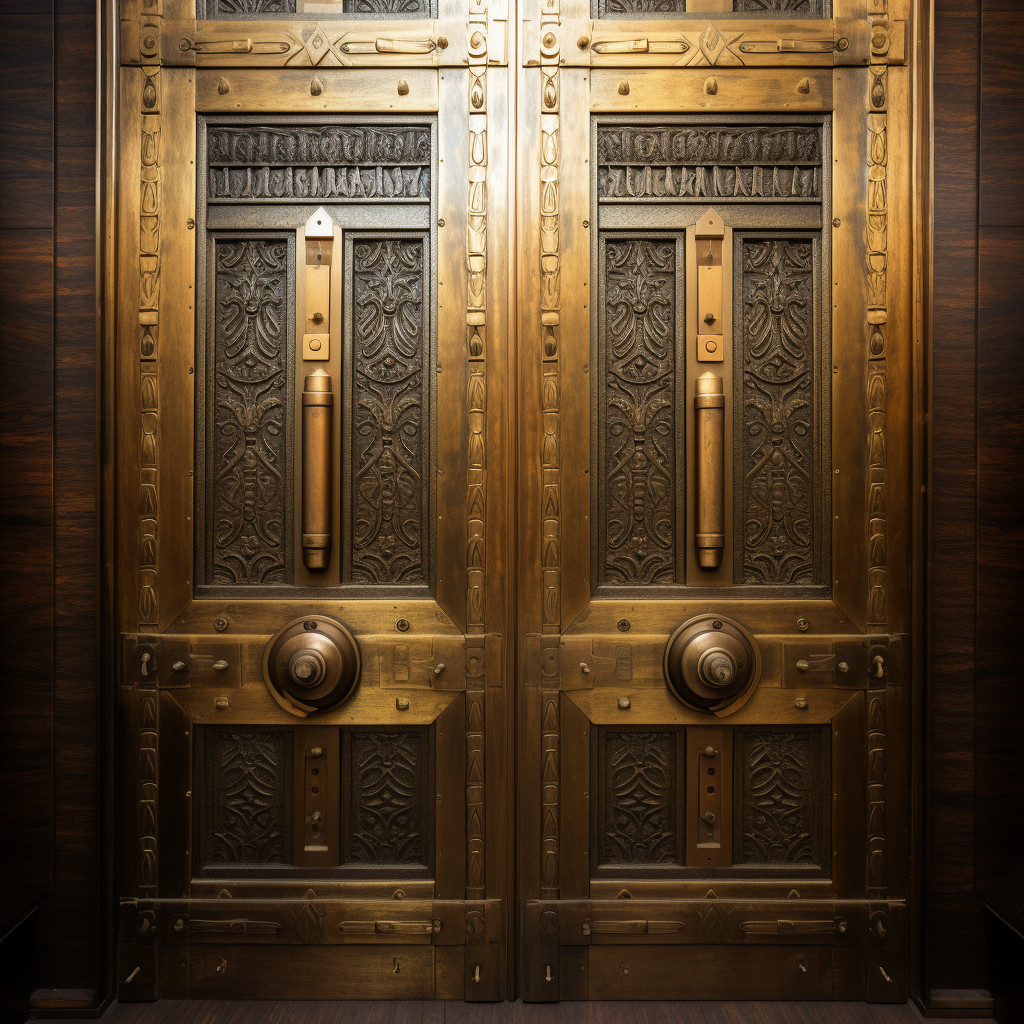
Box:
[695,372,725,570]
[302,371,333,571]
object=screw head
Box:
[214,617,229,632]
[617,618,630,632]
[796,617,810,632]
[396,618,411,632]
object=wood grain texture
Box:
[37,999,992,1023]
[979,14,1024,226]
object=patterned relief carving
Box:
[207,126,431,202]
[598,0,685,14]
[539,3,561,901]
[344,0,430,11]
[201,731,291,866]
[598,0,820,13]
[350,238,427,585]
[138,693,158,896]
[211,239,290,585]
[344,731,427,866]
[601,239,678,585]
[206,0,297,15]
[739,238,816,585]
[735,729,825,866]
[465,4,488,899]
[600,731,680,865]
[139,67,160,628]
[734,0,822,12]
[597,125,822,203]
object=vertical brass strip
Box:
[301,371,332,570]
[539,3,562,903]
[466,0,489,901]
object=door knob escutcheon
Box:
[664,614,761,714]
[263,615,360,717]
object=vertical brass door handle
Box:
[302,370,333,570]
[695,372,725,569]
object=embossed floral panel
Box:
[345,234,431,587]
[735,234,826,586]
[594,0,824,16]
[733,727,829,869]
[593,728,685,870]
[197,729,294,870]
[200,0,434,19]
[596,236,684,587]
[204,235,295,587]
[342,729,433,872]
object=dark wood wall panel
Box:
[0,0,101,1004]
[927,0,1024,1007]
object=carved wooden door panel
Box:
[516,0,916,1002]
[114,0,512,1000]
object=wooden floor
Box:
[38,1001,992,1024]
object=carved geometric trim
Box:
[735,236,821,586]
[593,728,684,870]
[206,124,432,203]
[733,727,829,869]
[595,0,824,14]
[597,236,684,587]
[342,729,432,872]
[200,0,434,16]
[597,122,824,204]
[197,729,293,869]
[205,235,295,586]
[345,234,431,586]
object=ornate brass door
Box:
[114,0,513,1000]
[111,0,919,1004]
[515,0,916,1003]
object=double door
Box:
[113,0,916,1001]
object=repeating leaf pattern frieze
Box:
[597,125,822,202]
[599,0,685,14]
[345,732,426,865]
[735,0,821,12]
[211,239,290,585]
[739,239,815,585]
[344,0,429,11]
[601,239,677,585]
[206,0,296,16]
[351,239,427,584]
[736,730,822,866]
[207,126,431,202]
[601,731,679,865]
[203,731,289,866]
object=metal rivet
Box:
[310,746,324,757]
[310,76,323,96]
[396,618,410,632]
[833,217,842,228]
[216,77,229,94]
[583,219,589,228]
[796,617,810,632]
[797,77,811,94]
[215,696,229,710]
[433,663,446,675]
[617,80,630,95]
[437,35,449,49]
[173,918,185,932]
[437,218,445,227]
[396,697,410,711]
[617,618,630,632]
[704,76,718,95]
[543,32,556,47]
[178,37,191,52]
[397,78,409,96]
[580,662,591,675]
[617,697,630,710]
[186,218,195,230]
[836,36,849,50]
[577,36,589,49]
[795,696,809,709]
[213,660,228,672]
[172,660,186,672]
[214,617,229,632]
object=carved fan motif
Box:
[212,239,289,585]
[345,732,426,865]
[204,731,289,866]
[351,239,427,584]
[740,239,815,584]
[737,730,823,865]
[602,240,677,585]
[602,731,679,864]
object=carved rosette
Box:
[539,4,561,901]
[465,0,488,901]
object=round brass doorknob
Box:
[263,615,360,716]
[664,614,761,714]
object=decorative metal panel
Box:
[342,730,430,869]
[735,0,822,12]
[209,238,293,586]
[198,730,292,868]
[596,730,682,867]
[733,728,827,867]
[348,236,430,585]
[597,124,823,203]
[203,0,296,15]
[736,237,818,585]
[596,0,685,15]
[595,0,823,16]
[206,126,431,203]
[201,0,433,15]
[343,0,430,11]
[598,238,681,586]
